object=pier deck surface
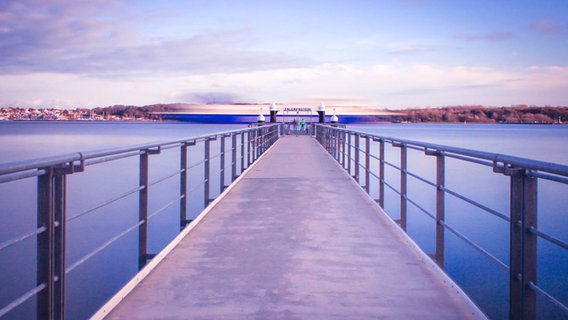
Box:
[103,135,482,320]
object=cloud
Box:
[0,1,314,76]
[2,63,568,108]
[531,20,565,35]
[454,32,514,41]
[73,34,313,77]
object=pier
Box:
[96,135,482,319]
[1,123,567,319]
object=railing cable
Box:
[66,220,145,274]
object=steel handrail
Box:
[0,127,262,175]
[323,125,568,178]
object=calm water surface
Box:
[0,122,566,319]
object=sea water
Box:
[0,121,566,319]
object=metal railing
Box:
[0,124,281,319]
[314,124,568,320]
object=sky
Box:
[1,0,567,109]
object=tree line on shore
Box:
[395,105,567,124]
[2,104,567,124]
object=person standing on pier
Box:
[292,119,298,135]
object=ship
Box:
[155,103,402,124]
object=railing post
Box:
[347,132,352,175]
[342,131,346,169]
[509,168,537,320]
[240,131,245,171]
[354,134,360,182]
[323,126,329,152]
[334,128,339,160]
[204,138,211,207]
[180,143,188,230]
[435,152,445,268]
[138,151,149,270]
[255,128,260,158]
[37,167,55,320]
[330,128,335,158]
[256,128,262,159]
[378,139,385,208]
[253,129,256,162]
[336,130,339,157]
[231,133,237,182]
[53,170,66,320]
[254,128,262,161]
[364,136,370,194]
[334,128,340,161]
[37,163,72,320]
[400,144,407,231]
[220,135,226,193]
[248,130,253,166]
[323,127,331,153]
[323,126,327,148]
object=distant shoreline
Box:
[1,119,566,126]
[1,104,566,124]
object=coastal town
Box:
[0,107,143,121]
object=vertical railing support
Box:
[240,131,245,171]
[347,133,352,175]
[37,162,74,319]
[255,128,260,158]
[327,127,331,153]
[435,152,445,268]
[342,131,346,169]
[53,170,66,319]
[180,143,188,230]
[204,138,211,207]
[220,135,226,193]
[346,133,351,174]
[508,167,537,320]
[336,129,339,158]
[37,167,55,320]
[256,128,262,159]
[138,151,149,270]
[332,128,336,159]
[400,143,408,231]
[324,126,329,153]
[231,133,237,182]
[378,138,385,208]
[247,130,253,166]
[364,136,370,194]
[354,134,360,181]
[138,147,159,269]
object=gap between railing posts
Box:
[313,124,568,320]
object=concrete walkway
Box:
[101,135,484,320]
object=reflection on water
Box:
[0,122,566,319]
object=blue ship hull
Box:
[161,113,392,124]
